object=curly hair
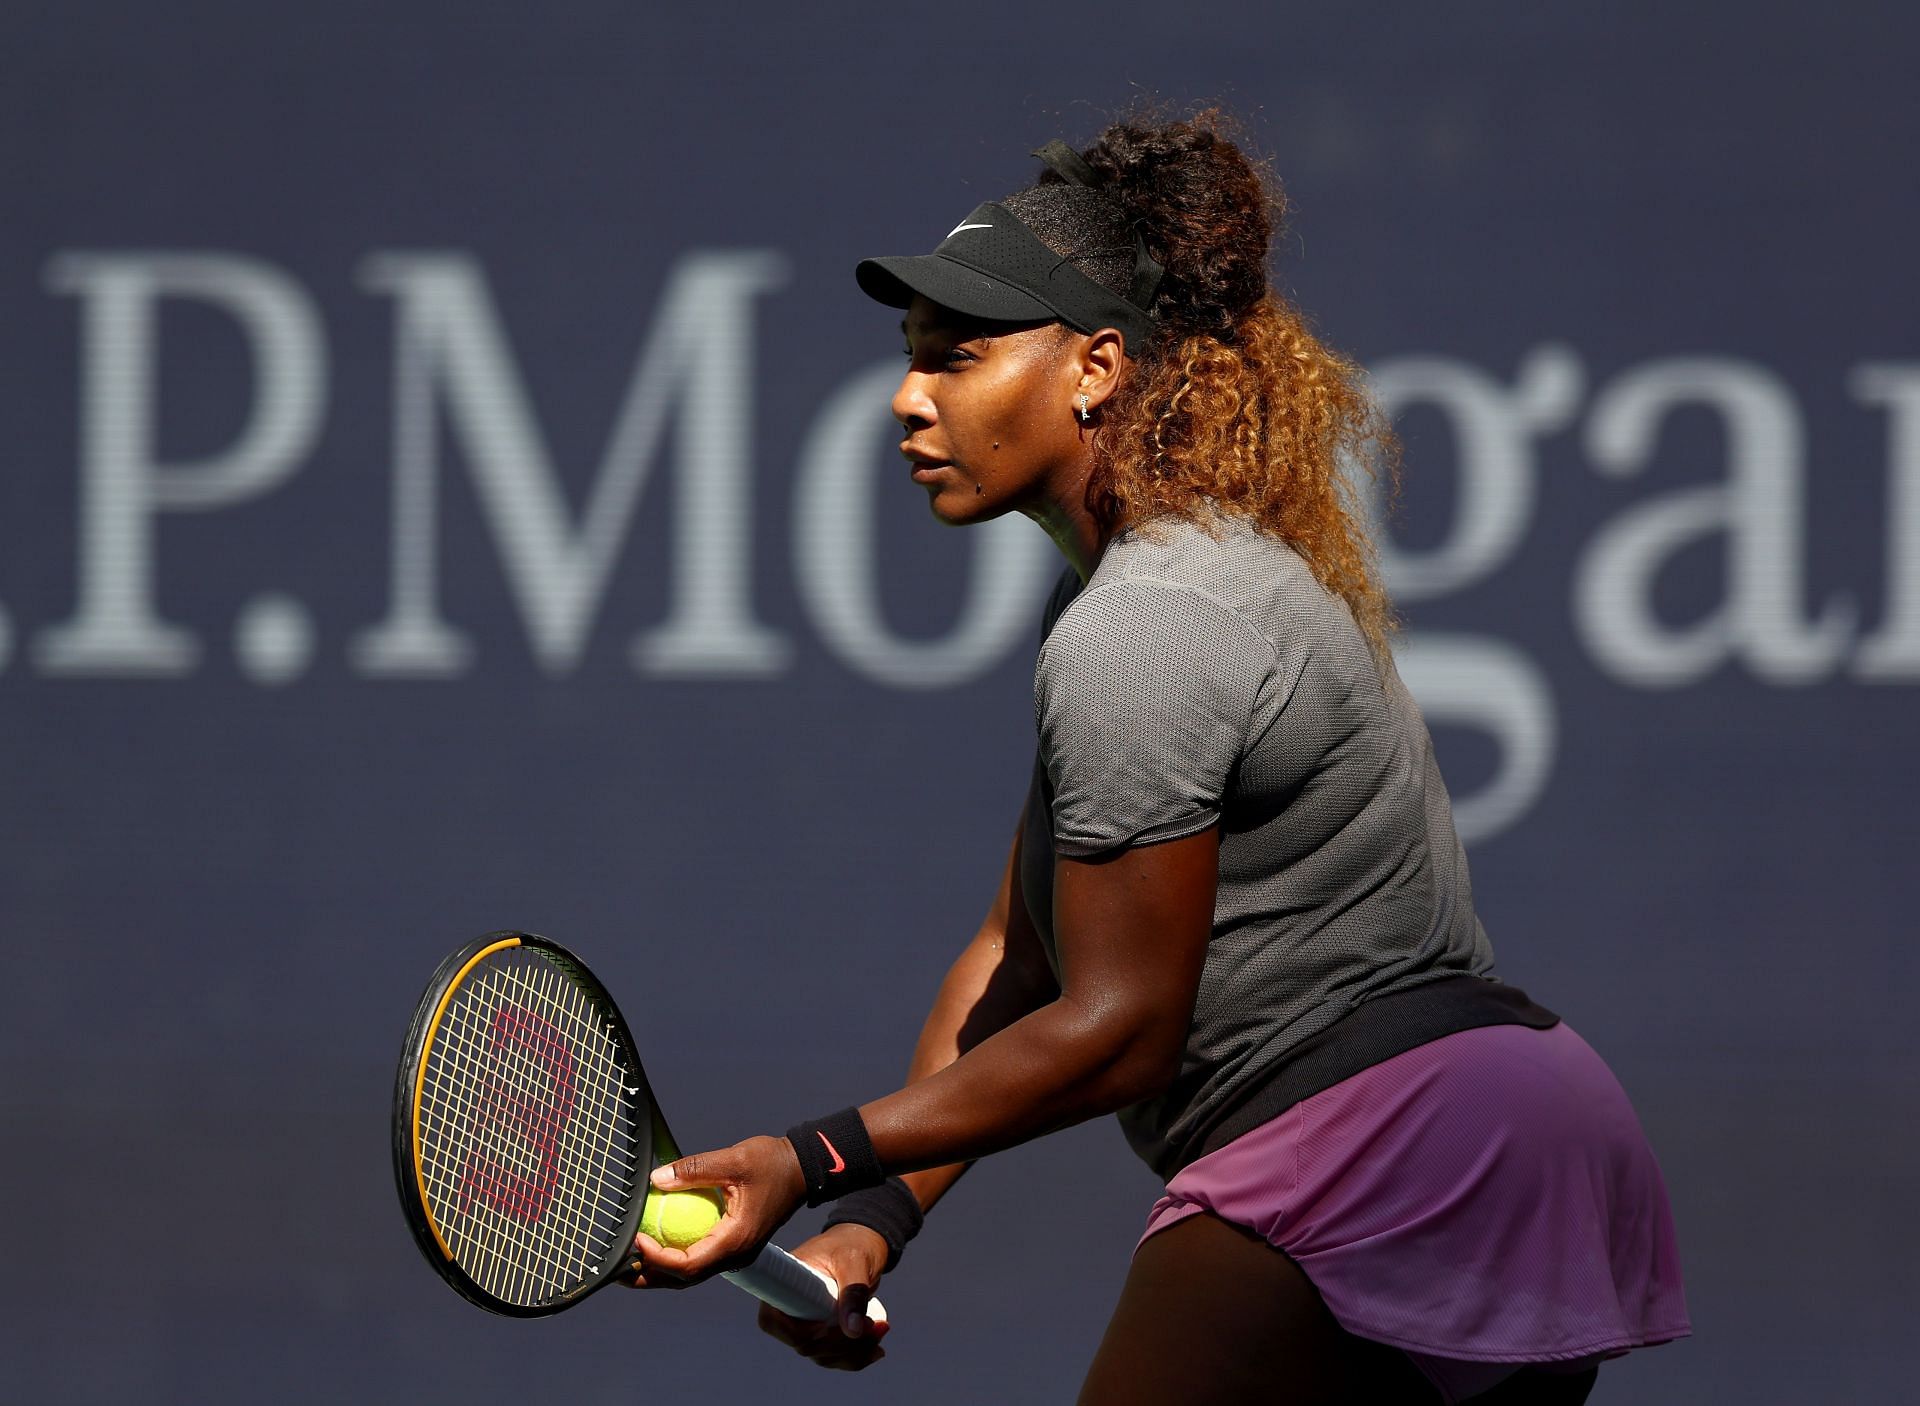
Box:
[1002,109,1401,658]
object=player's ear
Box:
[1069,326,1126,415]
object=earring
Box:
[1078,394,1091,423]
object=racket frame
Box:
[392,930,658,1318]
[395,930,883,1327]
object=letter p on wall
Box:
[35,253,327,676]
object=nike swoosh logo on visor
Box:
[946,221,994,237]
[816,1131,847,1174]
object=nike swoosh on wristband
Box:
[946,221,994,237]
[816,1131,847,1174]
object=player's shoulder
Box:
[1081,516,1311,628]
[1041,518,1288,671]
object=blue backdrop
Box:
[4,3,1914,1401]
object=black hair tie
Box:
[1031,139,1103,188]
[1031,138,1166,318]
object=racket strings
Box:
[416,953,642,1306]
[478,960,639,1288]
[421,970,591,1303]
[422,962,632,1305]
[429,971,615,1299]
[426,962,634,1303]
[454,965,627,1221]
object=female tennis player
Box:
[627,111,1691,1403]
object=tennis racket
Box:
[393,930,886,1323]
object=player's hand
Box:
[757,1223,892,1370]
[623,1134,807,1289]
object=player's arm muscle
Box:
[895,807,1059,1215]
[860,825,1216,1174]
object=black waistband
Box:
[1167,974,1561,1175]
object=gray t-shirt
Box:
[1017,514,1497,1175]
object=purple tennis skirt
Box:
[1139,1021,1692,1404]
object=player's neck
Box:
[1019,455,1108,582]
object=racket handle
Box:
[723,1243,890,1327]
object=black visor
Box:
[856,200,1161,352]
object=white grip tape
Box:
[723,1242,890,1325]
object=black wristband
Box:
[785,1106,885,1207]
[822,1177,925,1274]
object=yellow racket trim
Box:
[411,934,524,1261]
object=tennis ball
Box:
[640,1186,725,1249]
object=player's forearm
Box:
[861,994,1175,1176]
[859,828,1217,1174]
[895,925,1056,1214]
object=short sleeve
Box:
[1035,578,1271,857]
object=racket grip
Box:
[723,1243,890,1327]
